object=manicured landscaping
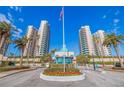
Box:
[112,67,124,70]
[43,64,81,76]
[0,66,30,72]
[89,61,114,65]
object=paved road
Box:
[0,68,124,87]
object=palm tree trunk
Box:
[99,42,105,68]
[4,44,9,56]
[0,35,5,53]
[26,43,30,66]
[114,46,123,67]
[6,46,10,63]
[20,49,23,67]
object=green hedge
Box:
[112,67,124,70]
[44,68,79,72]
[49,64,75,68]
[0,66,30,72]
[89,61,114,65]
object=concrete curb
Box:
[105,69,124,73]
[40,73,86,82]
[0,68,36,79]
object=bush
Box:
[89,61,114,65]
[112,67,124,70]
[49,64,75,68]
[0,66,30,72]
[44,68,79,72]
[0,61,9,67]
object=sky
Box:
[0,6,124,56]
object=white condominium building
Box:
[23,25,38,57]
[93,30,111,56]
[38,20,50,56]
[79,26,95,56]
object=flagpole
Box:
[62,7,66,72]
[63,7,65,49]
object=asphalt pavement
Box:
[0,68,124,87]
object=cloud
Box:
[12,28,22,38]
[0,13,11,24]
[102,15,107,19]
[113,18,120,26]
[110,18,120,34]
[18,18,24,23]
[17,28,23,33]
[9,6,22,13]
[12,33,21,38]
[7,12,13,22]
[115,10,120,15]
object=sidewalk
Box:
[0,68,36,78]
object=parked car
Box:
[115,62,121,67]
[8,61,15,66]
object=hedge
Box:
[89,61,114,65]
[49,64,75,68]
[0,66,30,72]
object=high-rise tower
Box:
[79,26,95,56]
[93,30,111,56]
[38,20,50,56]
[23,25,38,57]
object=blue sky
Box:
[0,6,124,56]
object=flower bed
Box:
[43,71,81,76]
[43,68,81,76]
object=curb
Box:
[0,68,37,79]
[40,73,86,82]
[104,69,124,73]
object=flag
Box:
[59,7,64,20]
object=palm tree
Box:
[50,49,57,55]
[14,36,28,66]
[4,37,12,56]
[50,49,57,62]
[40,53,52,65]
[76,54,87,72]
[93,36,105,67]
[103,33,124,67]
[26,37,33,65]
[0,21,17,54]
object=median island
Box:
[40,64,85,82]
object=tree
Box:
[40,53,52,65]
[103,33,124,67]
[14,36,28,66]
[3,37,12,56]
[0,21,17,54]
[76,54,87,66]
[50,49,57,55]
[76,54,89,72]
[93,36,105,67]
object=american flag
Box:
[59,7,64,20]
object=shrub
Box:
[49,64,75,68]
[0,66,30,72]
[44,68,79,72]
[0,61,9,67]
[112,67,124,70]
[89,61,114,65]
